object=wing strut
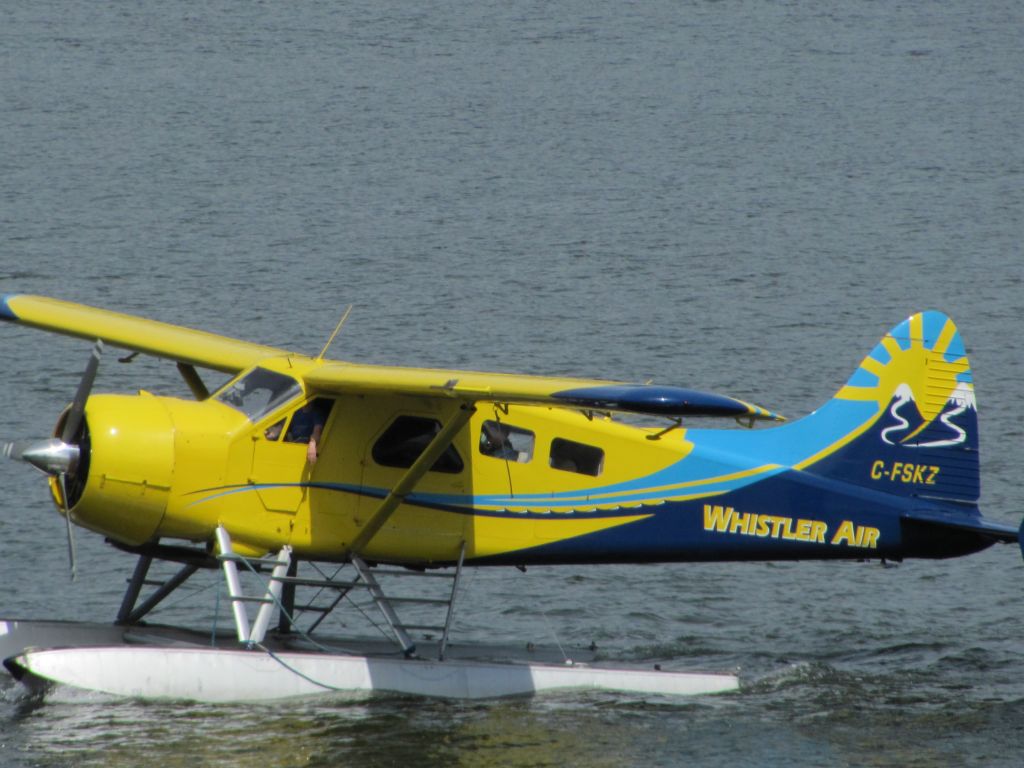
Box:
[347,404,477,556]
[176,363,210,400]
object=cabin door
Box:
[250,398,335,513]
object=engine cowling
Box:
[52,392,175,545]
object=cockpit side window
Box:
[215,368,302,422]
[284,398,334,444]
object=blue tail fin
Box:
[803,311,979,504]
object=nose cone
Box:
[61,393,175,545]
[14,438,81,475]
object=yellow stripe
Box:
[476,464,781,511]
[861,356,887,378]
[881,336,904,359]
[933,318,959,360]
[909,312,923,346]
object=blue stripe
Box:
[920,310,948,348]
[889,316,914,350]
[867,343,892,366]
[846,368,879,388]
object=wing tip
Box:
[0,293,20,321]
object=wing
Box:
[1,294,290,374]
[2,293,782,420]
[305,362,783,421]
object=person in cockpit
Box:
[285,399,333,463]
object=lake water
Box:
[1,1,1022,765]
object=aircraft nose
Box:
[65,393,176,546]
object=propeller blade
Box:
[58,472,78,581]
[61,339,104,444]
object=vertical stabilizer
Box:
[803,312,979,504]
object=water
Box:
[2,1,1023,765]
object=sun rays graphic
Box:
[835,311,974,446]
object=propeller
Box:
[1,339,104,580]
[62,339,103,445]
[58,471,79,581]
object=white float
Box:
[7,645,739,702]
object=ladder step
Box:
[219,553,289,566]
[291,604,332,614]
[276,576,364,589]
[395,623,447,631]
[382,597,452,605]
[370,569,457,579]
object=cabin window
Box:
[549,438,604,476]
[372,416,464,474]
[285,398,334,444]
[479,421,534,463]
[216,368,302,422]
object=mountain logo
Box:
[879,382,974,449]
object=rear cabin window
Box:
[372,416,464,474]
[549,438,604,476]
[479,421,535,463]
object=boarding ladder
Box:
[213,527,466,660]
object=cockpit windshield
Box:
[215,368,302,422]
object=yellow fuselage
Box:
[60,357,683,564]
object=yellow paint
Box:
[703,505,878,550]
[4,294,287,374]
[702,504,828,544]
[869,460,939,485]
[829,519,880,549]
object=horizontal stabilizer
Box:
[901,508,1018,544]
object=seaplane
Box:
[0,293,1018,702]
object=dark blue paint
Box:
[552,384,755,417]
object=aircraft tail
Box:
[798,311,980,505]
